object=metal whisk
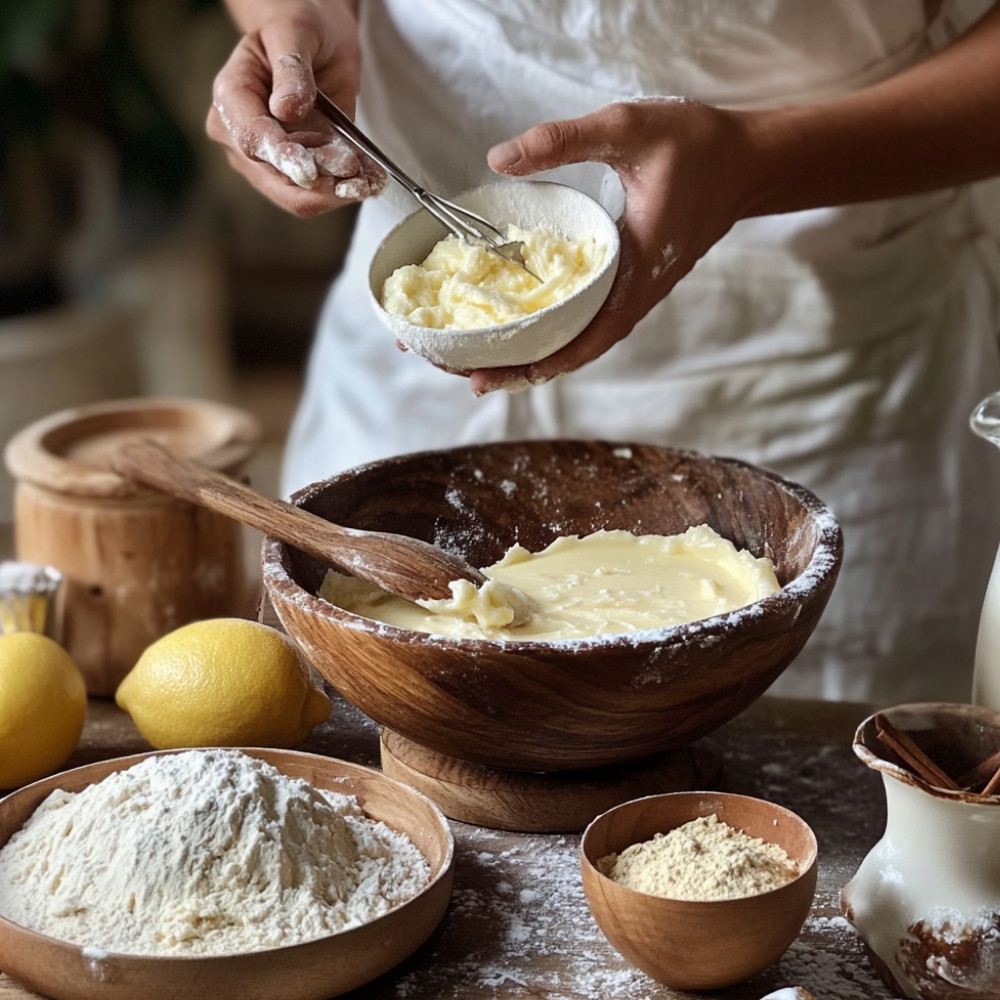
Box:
[314,90,538,278]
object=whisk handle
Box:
[313,89,531,275]
[314,90,419,193]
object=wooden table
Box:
[0,523,891,998]
[0,692,892,1000]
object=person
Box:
[207,0,1000,704]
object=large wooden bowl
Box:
[580,791,818,989]
[0,750,455,1000]
[264,440,842,772]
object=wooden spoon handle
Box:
[112,438,353,548]
[110,438,482,601]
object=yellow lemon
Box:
[0,632,87,789]
[115,618,330,750]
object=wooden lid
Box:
[3,397,261,499]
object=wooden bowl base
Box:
[380,730,721,833]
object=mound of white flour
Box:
[0,749,431,956]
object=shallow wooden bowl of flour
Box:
[580,791,818,990]
[368,179,621,370]
[0,749,455,1000]
[263,439,843,772]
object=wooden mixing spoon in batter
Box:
[111,439,532,622]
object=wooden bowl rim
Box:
[264,441,843,652]
[579,789,819,907]
[0,748,455,965]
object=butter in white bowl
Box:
[381,225,607,331]
[369,180,621,370]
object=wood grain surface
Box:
[265,440,843,771]
[580,791,818,990]
[12,480,251,696]
[380,729,722,832]
[4,401,260,696]
[111,439,488,603]
[0,694,892,1000]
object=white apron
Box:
[285,0,1000,703]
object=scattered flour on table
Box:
[598,813,799,900]
[0,749,430,956]
[392,830,649,999]
[390,822,891,1000]
[758,989,821,1000]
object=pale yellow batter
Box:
[380,224,607,330]
[318,525,780,641]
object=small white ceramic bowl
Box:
[368,180,621,370]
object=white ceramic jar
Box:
[842,702,1000,999]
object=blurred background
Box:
[0,0,358,514]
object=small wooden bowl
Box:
[369,180,621,370]
[0,749,455,1000]
[580,791,818,990]
[264,440,842,772]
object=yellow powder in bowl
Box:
[597,814,800,901]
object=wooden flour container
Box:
[4,398,261,696]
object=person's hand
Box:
[206,0,386,217]
[469,99,758,394]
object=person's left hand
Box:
[468,98,760,394]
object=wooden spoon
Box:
[110,439,530,617]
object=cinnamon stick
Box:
[981,758,1000,796]
[957,746,1000,791]
[874,713,960,791]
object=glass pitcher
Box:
[971,392,1000,709]
[969,392,1000,711]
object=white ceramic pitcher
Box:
[841,702,1000,1000]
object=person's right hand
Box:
[206,0,386,217]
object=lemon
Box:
[0,632,88,789]
[115,618,330,750]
